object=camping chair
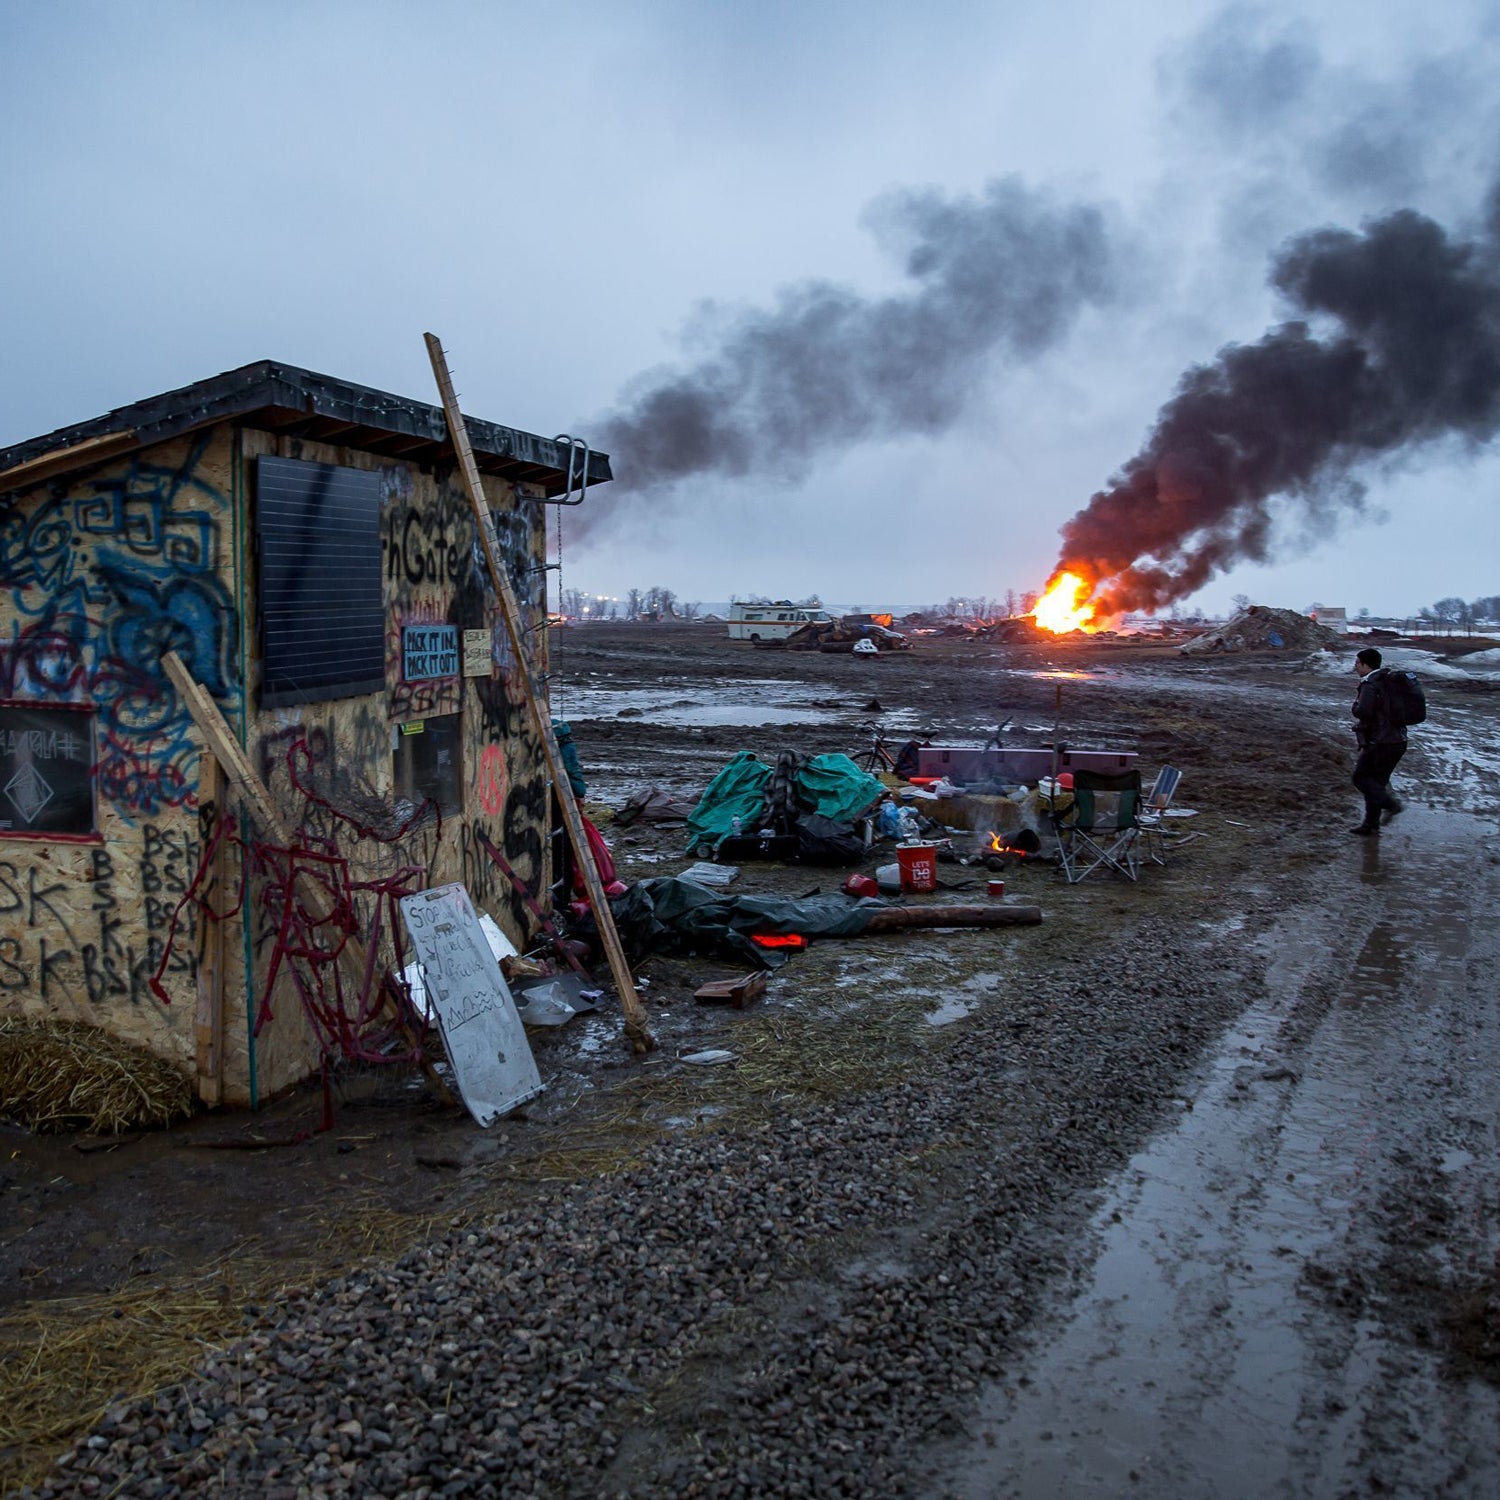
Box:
[1138,765,1202,865]
[1049,768,1143,883]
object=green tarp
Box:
[684,751,772,853]
[796,753,885,823]
[684,751,883,854]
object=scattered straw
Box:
[604,996,945,1128]
[500,1140,651,1182]
[0,1018,193,1134]
[0,1264,276,1491]
[733,1000,941,1102]
[0,1194,459,1491]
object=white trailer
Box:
[727,600,833,642]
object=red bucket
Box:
[896,843,937,894]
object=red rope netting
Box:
[150,735,440,1070]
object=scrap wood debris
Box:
[1179,604,1344,655]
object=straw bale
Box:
[0,1018,193,1134]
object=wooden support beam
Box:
[863,904,1043,930]
[162,651,294,844]
[162,650,453,1101]
[424,333,654,1054]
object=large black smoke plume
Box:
[1055,195,1500,616]
[583,177,1120,531]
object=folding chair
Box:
[1138,765,1202,865]
[1049,768,1143,883]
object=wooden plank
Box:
[424,333,654,1054]
[694,972,767,1009]
[193,754,226,1106]
[163,650,454,1102]
[0,428,140,491]
[863,904,1044,930]
[162,651,293,844]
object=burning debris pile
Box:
[1179,605,1343,656]
[1036,199,1500,625]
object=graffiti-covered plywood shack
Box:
[0,361,609,1107]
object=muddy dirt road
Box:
[931,803,1500,1498]
[7,622,1500,1498]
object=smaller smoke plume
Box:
[584,177,1120,531]
[1054,196,1500,616]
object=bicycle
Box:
[851,722,935,776]
[851,723,901,776]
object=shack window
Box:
[0,703,97,838]
[393,715,463,819]
[256,456,385,707]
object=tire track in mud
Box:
[928,804,1500,1499]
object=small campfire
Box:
[983,828,1041,870]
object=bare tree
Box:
[1231,592,1253,614]
[643,586,677,619]
[624,588,643,621]
[1432,597,1467,634]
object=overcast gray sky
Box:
[4,0,1498,618]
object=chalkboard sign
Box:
[399,883,542,1126]
[0,703,96,837]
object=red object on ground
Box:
[750,933,807,950]
[896,843,937,893]
[842,873,879,897]
[571,815,625,897]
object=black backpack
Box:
[1382,669,1427,726]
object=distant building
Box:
[1311,606,1349,635]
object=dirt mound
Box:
[1180,605,1343,655]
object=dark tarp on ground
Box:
[586,877,886,967]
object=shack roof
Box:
[0,359,613,498]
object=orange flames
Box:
[987,832,1033,856]
[1031,571,1097,634]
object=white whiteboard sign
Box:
[399,883,543,1126]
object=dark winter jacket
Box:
[1353,667,1407,750]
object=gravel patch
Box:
[29,891,1259,1497]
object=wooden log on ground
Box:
[863,904,1043,931]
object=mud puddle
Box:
[931,806,1500,1498]
[553,680,924,729]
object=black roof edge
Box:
[0,359,612,496]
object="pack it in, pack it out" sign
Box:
[402,624,459,681]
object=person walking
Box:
[1350,646,1405,836]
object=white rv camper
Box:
[727,600,833,641]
